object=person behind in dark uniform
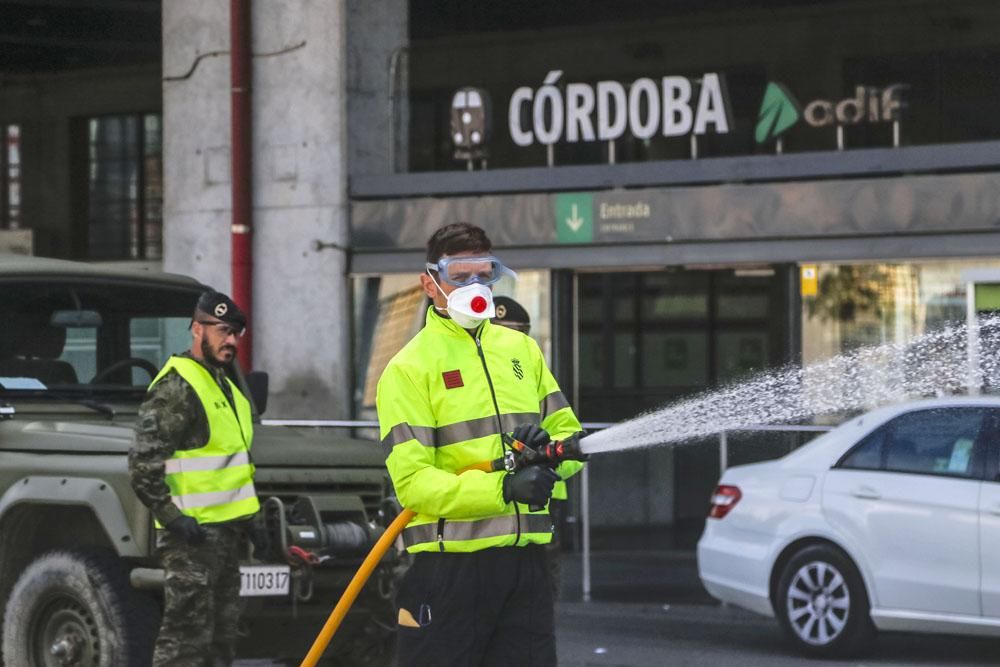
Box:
[129,291,259,667]
[491,295,532,334]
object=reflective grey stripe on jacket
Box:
[164,450,251,475]
[540,391,570,421]
[380,423,436,450]
[381,412,540,450]
[170,482,257,511]
[401,513,553,547]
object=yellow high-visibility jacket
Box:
[377,307,584,553]
[151,356,258,525]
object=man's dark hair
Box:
[426,223,492,264]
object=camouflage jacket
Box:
[128,352,238,525]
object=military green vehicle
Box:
[0,256,399,666]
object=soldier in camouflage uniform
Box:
[129,291,258,667]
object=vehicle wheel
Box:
[775,544,876,658]
[2,550,160,666]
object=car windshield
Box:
[0,280,201,401]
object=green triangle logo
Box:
[755,82,801,144]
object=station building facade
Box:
[351,0,1000,543]
[4,1,1000,544]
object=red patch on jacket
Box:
[442,370,464,389]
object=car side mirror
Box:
[245,371,269,416]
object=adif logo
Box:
[755,82,801,144]
[511,358,524,380]
[802,84,907,128]
[755,81,908,144]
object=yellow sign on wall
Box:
[800,264,818,297]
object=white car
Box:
[697,396,1000,657]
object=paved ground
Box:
[236,549,1000,666]
[558,548,714,604]
[556,601,998,667]
[557,551,997,666]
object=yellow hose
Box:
[300,459,497,666]
[300,507,415,667]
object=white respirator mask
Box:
[429,275,496,329]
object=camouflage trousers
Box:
[153,524,245,667]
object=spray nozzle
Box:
[506,434,588,470]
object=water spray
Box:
[580,315,1000,456]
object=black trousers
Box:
[396,544,556,667]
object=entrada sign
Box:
[508,70,732,147]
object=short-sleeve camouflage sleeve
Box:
[128,370,208,525]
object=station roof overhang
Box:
[350,139,1000,274]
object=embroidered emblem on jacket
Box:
[442,370,464,389]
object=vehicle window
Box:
[130,317,190,384]
[839,408,989,477]
[884,408,985,477]
[1,283,201,397]
[60,327,98,384]
[0,308,96,388]
[840,427,886,470]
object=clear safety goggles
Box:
[194,319,246,339]
[425,255,517,287]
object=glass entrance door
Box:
[577,268,790,421]
[575,266,795,547]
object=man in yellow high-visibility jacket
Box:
[129,291,258,667]
[377,223,584,666]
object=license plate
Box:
[239,565,291,597]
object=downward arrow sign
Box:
[565,204,584,232]
[555,193,593,244]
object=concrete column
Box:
[163,0,352,418]
[345,0,408,175]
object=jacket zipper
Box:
[474,332,522,546]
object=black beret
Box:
[492,296,530,326]
[195,291,247,330]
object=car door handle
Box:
[989,504,1000,516]
[851,485,881,500]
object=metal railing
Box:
[260,419,834,604]
[262,419,615,430]
[261,419,379,428]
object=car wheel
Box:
[775,544,876,658]
[2,550,160,667]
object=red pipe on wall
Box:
[230,0,253,371]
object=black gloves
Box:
[511,423,550,451]
[165,515,206,545]
[502,466,561,506]
[246,519,272,560]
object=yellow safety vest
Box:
[376,307,584,554]
[150,356,258,525]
